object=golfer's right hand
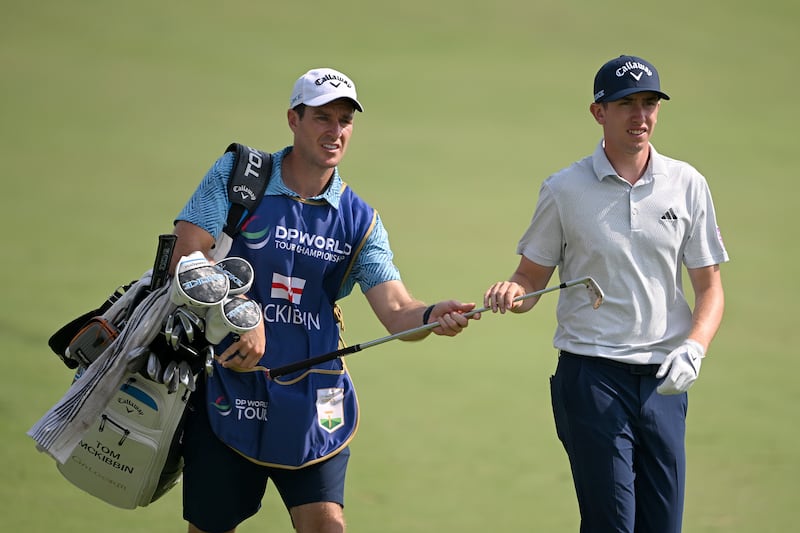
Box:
[484,281,526,313]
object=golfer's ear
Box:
[589,102,605,124]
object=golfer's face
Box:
[293,99,355,169]
[597,92,660,155]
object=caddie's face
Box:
[591,91,661,155]
[289,99,355,170]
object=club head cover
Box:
[214,257,254,296]
[204,295,263,344]
[170,251,229,307]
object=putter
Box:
[267,276,605,379]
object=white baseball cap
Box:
[289,67,364,112]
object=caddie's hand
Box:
[484,281,526,313]
[217,324,266,369]
[427,301,480,337]
[656,339,705,395]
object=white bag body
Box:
[56,370,189,509]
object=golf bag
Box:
[39,143,272,508]
[55,366,191,508]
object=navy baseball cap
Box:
[593,55,670,103]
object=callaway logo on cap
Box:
[593,55,670,103]
[289,67,364,112]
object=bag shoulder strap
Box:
[223,143,273,238]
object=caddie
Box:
[170,67,479,533]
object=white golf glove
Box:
[656,339,705,395]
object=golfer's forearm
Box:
[508,260,554,313]
[508,275,538,313]
[688,287,725,351]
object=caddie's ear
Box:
[287,108,300,131]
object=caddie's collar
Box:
[271,147,343,208]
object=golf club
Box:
[267,276,604,379]
[149,234,178,292]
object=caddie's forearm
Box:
[393,302,434,341]
[171,221,216,273]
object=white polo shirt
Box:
[517,141,729,364]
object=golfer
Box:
[484,55,728,532]
[171,67,478,533]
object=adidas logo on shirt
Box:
[661,208,678,221]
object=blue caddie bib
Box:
[204,187,376,467]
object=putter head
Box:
[582,277,605,309]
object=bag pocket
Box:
[56,374,189,508]
[66,317,119,367]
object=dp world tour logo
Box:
[211,395,232,416]
[271,273,306,304]
[241,216,272,250]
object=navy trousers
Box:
[550,352,688,533]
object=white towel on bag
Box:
[27,270,176,464]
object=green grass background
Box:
[2,0,797,531]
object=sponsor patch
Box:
[316,388,344,433]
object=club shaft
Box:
[268,278,593,379]
[268,345,362,378]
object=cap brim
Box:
[302,95,364,112]
[597,87,670,103]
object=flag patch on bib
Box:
[316,388,344,433]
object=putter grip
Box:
[269,345,361,379]
[150,234,178,291]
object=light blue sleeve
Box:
[178,154,400,299]
[337,214,401,299]
[174,152,235,238]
